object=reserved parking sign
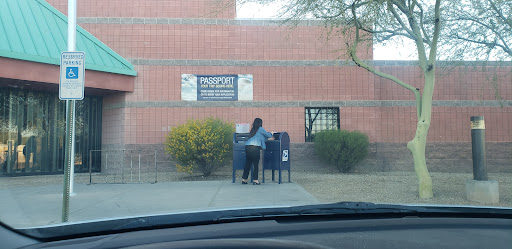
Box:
[59,51,85,100]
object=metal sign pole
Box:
[62,0,77,223]
[68,0,77,196]
[70,99,76,194]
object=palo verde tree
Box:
[227,0,443,198]
[348,0,441,199]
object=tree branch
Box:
[349,2,421,119]
[363,26,431,44]
[428,0,441,66]
[450,10,512,57]
[415,2,431,44]
[458,15,498,33]
[488,0,512,29]
[494,31,512,56]
[387,1,418,41]
[453,34,512,56]
[398,0,428,71]
[360,27,415,40]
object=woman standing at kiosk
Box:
[242,118,272,185]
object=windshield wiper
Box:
[19,202,512,240]
[216,202,420,220]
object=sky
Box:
[236,2,417,61]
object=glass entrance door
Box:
[0,88,102,175]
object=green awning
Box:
[0,0,136,76]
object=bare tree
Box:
[443,0,511,60]
[222,0,443,198]
[346,0,440,199]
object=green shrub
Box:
[314,130,369,173]
[164,118,234,177]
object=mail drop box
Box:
[232,133,250,183]
[263,132,290,184]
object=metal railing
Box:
[88,149,158,184]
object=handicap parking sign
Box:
[60,51,85,100]
[66,67,78,79]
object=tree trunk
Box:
[201,164,212,177]
[407,71,435,199]
[407,122,433,199]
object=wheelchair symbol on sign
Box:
[66,67,78,79]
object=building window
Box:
[0,88,102,175]
[305,107,340,142]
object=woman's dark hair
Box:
[249,118,263,138]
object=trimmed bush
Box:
[314,130,369,173]
[164,118,234,177]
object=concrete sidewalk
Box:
[0,181,319,228]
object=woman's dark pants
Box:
[242,145,260,180]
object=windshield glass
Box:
[0,0,511,236]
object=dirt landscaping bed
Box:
[292,171,512,207]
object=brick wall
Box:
[339,106,512,143]
[102,94,126,145]
[122,65,373,102]
[374,65,512,101]
[123,107,305,144]
[50,0,512,165]
[79,23,364,61]
[46,0,235,19]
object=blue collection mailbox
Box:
[232,133,250,183]
[232,132,291,184]
[263,132,290,184]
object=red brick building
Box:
[1,0,510,175]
